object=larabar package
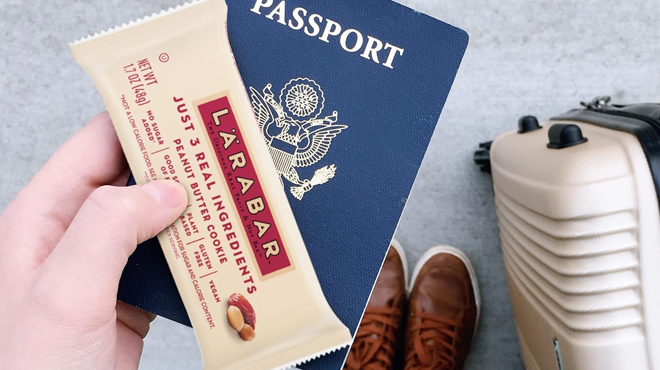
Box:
[70,0,352,369]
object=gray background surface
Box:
[1,0,658,369]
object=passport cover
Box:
[118,0,468,368]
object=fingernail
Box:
[140,181,187,208]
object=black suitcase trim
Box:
[553,100,660,209]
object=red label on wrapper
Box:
[198,96,291,276]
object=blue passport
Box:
[118,0,467,368]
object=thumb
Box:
[38,181,187,308]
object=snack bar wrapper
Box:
[70,0,352,369]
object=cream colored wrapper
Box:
[70,0,352,369]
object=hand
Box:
[0,113,188,370]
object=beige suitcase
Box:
[476,97,660,370]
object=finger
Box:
[0,112,128,271]
[116,320,145,370]
[115,302,156,370]
[36,181,187,312]
[110,168,132,187]
[116,301,156,339]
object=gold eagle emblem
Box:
[250,78,347,200]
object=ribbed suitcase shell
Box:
[490,102,660,370]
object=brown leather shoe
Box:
[404,246,480,370]
[344,240,408,370]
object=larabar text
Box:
[70,1,352,369]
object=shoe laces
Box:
[405,310,463,370]
[344,304,403,370]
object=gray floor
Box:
[1,0,658,369]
